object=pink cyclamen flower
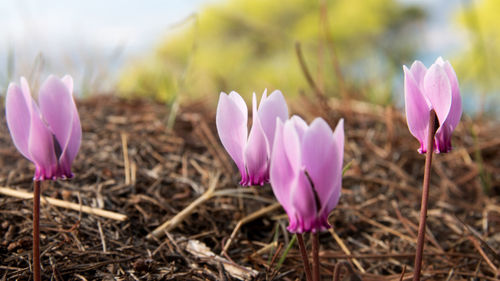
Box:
[6,75,82,180]
[270,116,344,233]
[216,90,288,186]
[404,57,462,153]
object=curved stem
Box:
[297,233,313,281]
[413,110,437,281]
[33,180,41,281]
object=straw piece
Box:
[221,202,281,255]
[147,172,220,239]
[0,186,127,221]
[329,227,366,273]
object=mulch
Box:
[0,94,499,280]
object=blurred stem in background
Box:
[471,124,492,195]
[456,0,500,116]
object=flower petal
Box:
[38,75,75,158]
[58,75,81,177]
[282,119,303,173]
[289,170,317,233]
[404,66,430,153]
[409,60,428,89]
[228,91,248,117]
[423,63,452,128]
[290,115,308,140]
[5,82,32,161]
[61,75,74,93]
[441,60,462,134]
[322,119,344,214]
[27,101,58,180]
[301,118,339,214]
[244,93,269,185]
[216,91,248,183]
[270,119,295,214]
[257,89,288,148]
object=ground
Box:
[0,95,499,280]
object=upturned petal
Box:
[322,119,344,215]
[404,66,431,153]
[28,105,58,180]
[5,83,32,161]
[409,60,428,90]
[270,119,295,215]
[38,76,75,156]
[244,93,269,185]
[290,115,308,140]
[433,59,462,153]
[216,91,248,184]
[282,120,317,233]
[61,75,74,93]
[288,171,318,233]
[57,75,82,177]
[301,118,338,212]
[423,63,452,129]
[440,59,461,131]
[257,89,288,149]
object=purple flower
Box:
[404,57,462,153]
[216,90,288,186]
[5,75,82,180]
[270,116,344,233]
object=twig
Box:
[0,186,128,221]
[413,110,437,281]
[328,227,366,273]
[121,133,131,185]
[332,261,361,281]
[467,235,499,276]
[221,202,281,254]
[320,251,480,260]
[185,238,258,280]
[246,241,278,262]
[399,265,407,281]
[147,172,220,239]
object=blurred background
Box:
[0,0,499,116]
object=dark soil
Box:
[0,95,499,280]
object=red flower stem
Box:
[312,232,320,281]
[297,233,313,281]
[33,180,41,281]
[413,110,437,281]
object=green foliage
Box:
[455,0,500,95]
[118,0,423,104]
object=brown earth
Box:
[0,95,499,280]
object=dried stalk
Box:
[147,172,220,239]
[0,186,127,221]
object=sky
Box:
[0,0,217,93]
[0,0,467,96]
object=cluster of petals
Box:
[6,75,82,180]
[404,57,462,153]
[216,90,288,186]
[270,116,344,233]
